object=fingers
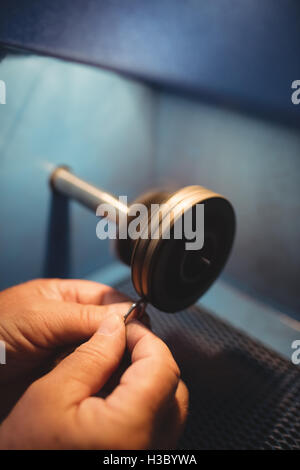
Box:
[105,320,181,422]
[168,380,189,446]
[42,313,126,403]
[174,380,189,430]
[37,300,131,348]
[79,320,186,449]
[148,380,189,450]
[50,279,130,305]
[15,279,132,363]
[41,280,130,345]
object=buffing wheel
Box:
[51,168,235,313]
[115,186,235,313]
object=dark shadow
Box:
[117,280,300,450]
[155,317,300,450]
[43,192,70,278]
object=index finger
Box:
[105,320,181,420]
[47,279,130,305]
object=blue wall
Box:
[1,52,299,317]
[0,53,156,288]
[156,93,300,316]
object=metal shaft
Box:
[51,167,128,222]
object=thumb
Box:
[44,313,126,404]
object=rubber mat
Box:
[117,280,300,450]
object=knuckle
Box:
[27,278,51,290]
[26,379,50,405]
[179,379,189,406]
[168,357,181,380]
[149,355,181,384]
[79,305,98,331]
[157,341,181,379]
[159,351,181,382]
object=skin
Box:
[0,279,188,449]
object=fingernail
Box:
[97,314,123,336]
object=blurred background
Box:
[0,0,300,359]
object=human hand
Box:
[0,314,188,449]
[0,278,130,418]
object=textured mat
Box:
[118,280,300,450]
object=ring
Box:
[124,299,147,324]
